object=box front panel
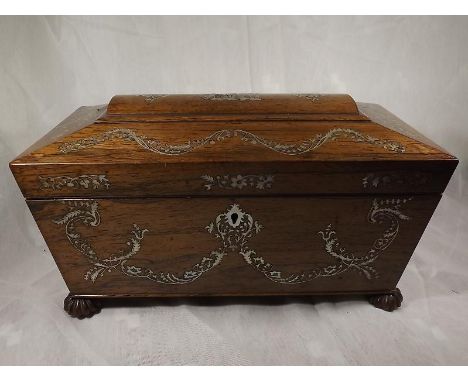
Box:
[28,196,439,296]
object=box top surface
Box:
[10,94,457,198]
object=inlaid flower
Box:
[39,175,110,191]
[230,175,248,189]
[78,178,90,188]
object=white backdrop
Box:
[1,16,467,365]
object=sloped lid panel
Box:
[10,94,457,198]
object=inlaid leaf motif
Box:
[39,175,110,191]
[58,128,405,155]
[201,174,275,191]
[54,198,412,285]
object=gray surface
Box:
[1,16,467,365]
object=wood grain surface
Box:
[28,195,440,297]
[107,94,360,115]
[10,94,457,199]
[10,94,458,305]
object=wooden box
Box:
[10,94,458,318]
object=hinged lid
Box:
[10,94,457,198]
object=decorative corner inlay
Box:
[58,127,405,155]
[140,94,168,104]
[201,174,274,191]
[247,198,412,283]
[295,94,321,102]
[362,172,428,189]
[53,201,149,282]
[55,198,411,285]
[200,93,262,101]
[39,175,110,191]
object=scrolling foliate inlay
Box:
[39,175,110,191]
[362,172,428,189]
[53,200,223,284]
[295,94,321,102]
[248,198,412,283]
[139,94,168,104]
[53,201,148,282]
[54,198,411,285]
[58,128,405,155]
[201,174,274,191]
[200,93,262,101]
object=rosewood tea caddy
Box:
[10,93,457,318]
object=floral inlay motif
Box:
[201,174,274,191]
[362,172,428,189]
[39,175,110,191]
[58,127,405,155]
[54,198,412,285]
[140,94,168,104]
[295,94,321,102]
[200,93,262,101]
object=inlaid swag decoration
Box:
[53,198,411,284]
[58,128,405,156]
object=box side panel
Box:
[28,195,440,297]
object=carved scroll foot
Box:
[368,288,403,312]
[64,294,102,319]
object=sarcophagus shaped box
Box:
[10,94,457,318]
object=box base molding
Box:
[63,288,404,319]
